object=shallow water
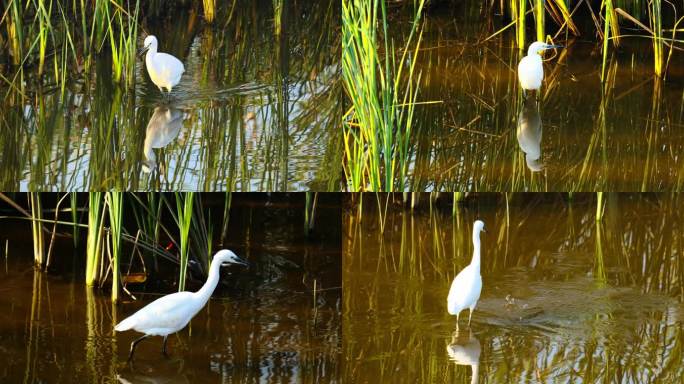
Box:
[0,195,341,382]
[395,5,684,191]
[0,1,340,191]
[343,193,684,382]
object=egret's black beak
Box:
[137,45,148,58]
[482,227,487,233]
[224,256,250,268]
[547,44,564,49]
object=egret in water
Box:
[517,41,562,94]
[447,220,485,329]
[114,249,249,361]
[139,35,185,97]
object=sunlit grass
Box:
[342,0,427,191]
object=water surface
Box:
[0,195,341,382]
[394,5,684,191]
[0,0,341,191]
[343,193,684,382]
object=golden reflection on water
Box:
[343,193,684,382]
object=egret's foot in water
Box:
[128,335,149,361]
[162,336,170,357]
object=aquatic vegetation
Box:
[1,193,341,383]
[349,2,684,191]
[106,192,123,302]
[342,0,428,191]
[86,192,105,286]
[173,192,194,291]
[0,1,340,191]
[344,193,684,382]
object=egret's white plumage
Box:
[517,41,561,92]
[115,249,248,360]
[142,106,183,173]
[141,35,185,95]
[447,220,485,328]
[516,97,543,172]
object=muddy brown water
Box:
[391,5,684,191]
[0,196,341,383]
[343,193,684,382]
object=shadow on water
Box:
[0,0,341,191]
[388,5,684,191]
[343,193,684,382]
[0,195,341,382]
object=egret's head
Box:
[527,41,562,56]
[473,220,486,233]
[213,249,250,268]
[139,35,158,55]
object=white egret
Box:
[139,35,185,96]
[142,106,184,173]
[517,41,562,93]
[114,249,249,360]
[516,97,543,172]
[447,220,485,328]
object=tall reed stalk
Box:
[535,0,544,42]
[176,193,194,291]
[342,0,426,191]
[511,0,526,49]
[29,193,45,267]
[106,192,123,302]
[203,0,216,23]
[86,193,105,286]
[650,0,663,76]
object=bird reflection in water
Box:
[446,330,481,384]
[516,97,543,172]
[143,106,184,173]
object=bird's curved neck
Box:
[470,230,481,270]
[194,258,222,304]
[145,46,157,64]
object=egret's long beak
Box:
[225,256,250,268]
[544,44,563,50]
[482,227,487,233]
[137,45,149,58]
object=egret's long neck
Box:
[470,229,481,270]
[145,44,157,65]
[194,258,222,305]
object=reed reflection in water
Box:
[343,193,684,383]
[0,0,341,191]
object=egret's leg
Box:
[128,335,149,361]
[456,313,460,331]
[162,336,169,356]
[468,309,473,326]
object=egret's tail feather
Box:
[114,316,136,332]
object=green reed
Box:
[345,193,684,382]
[86,192,105,286]
[106,192,123,302]
[1,0,141,97]
[342,0,426,191]
[175,192,194,291]
[1,2,338,191]
[28,193,45,267]
[650,0,663,76]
